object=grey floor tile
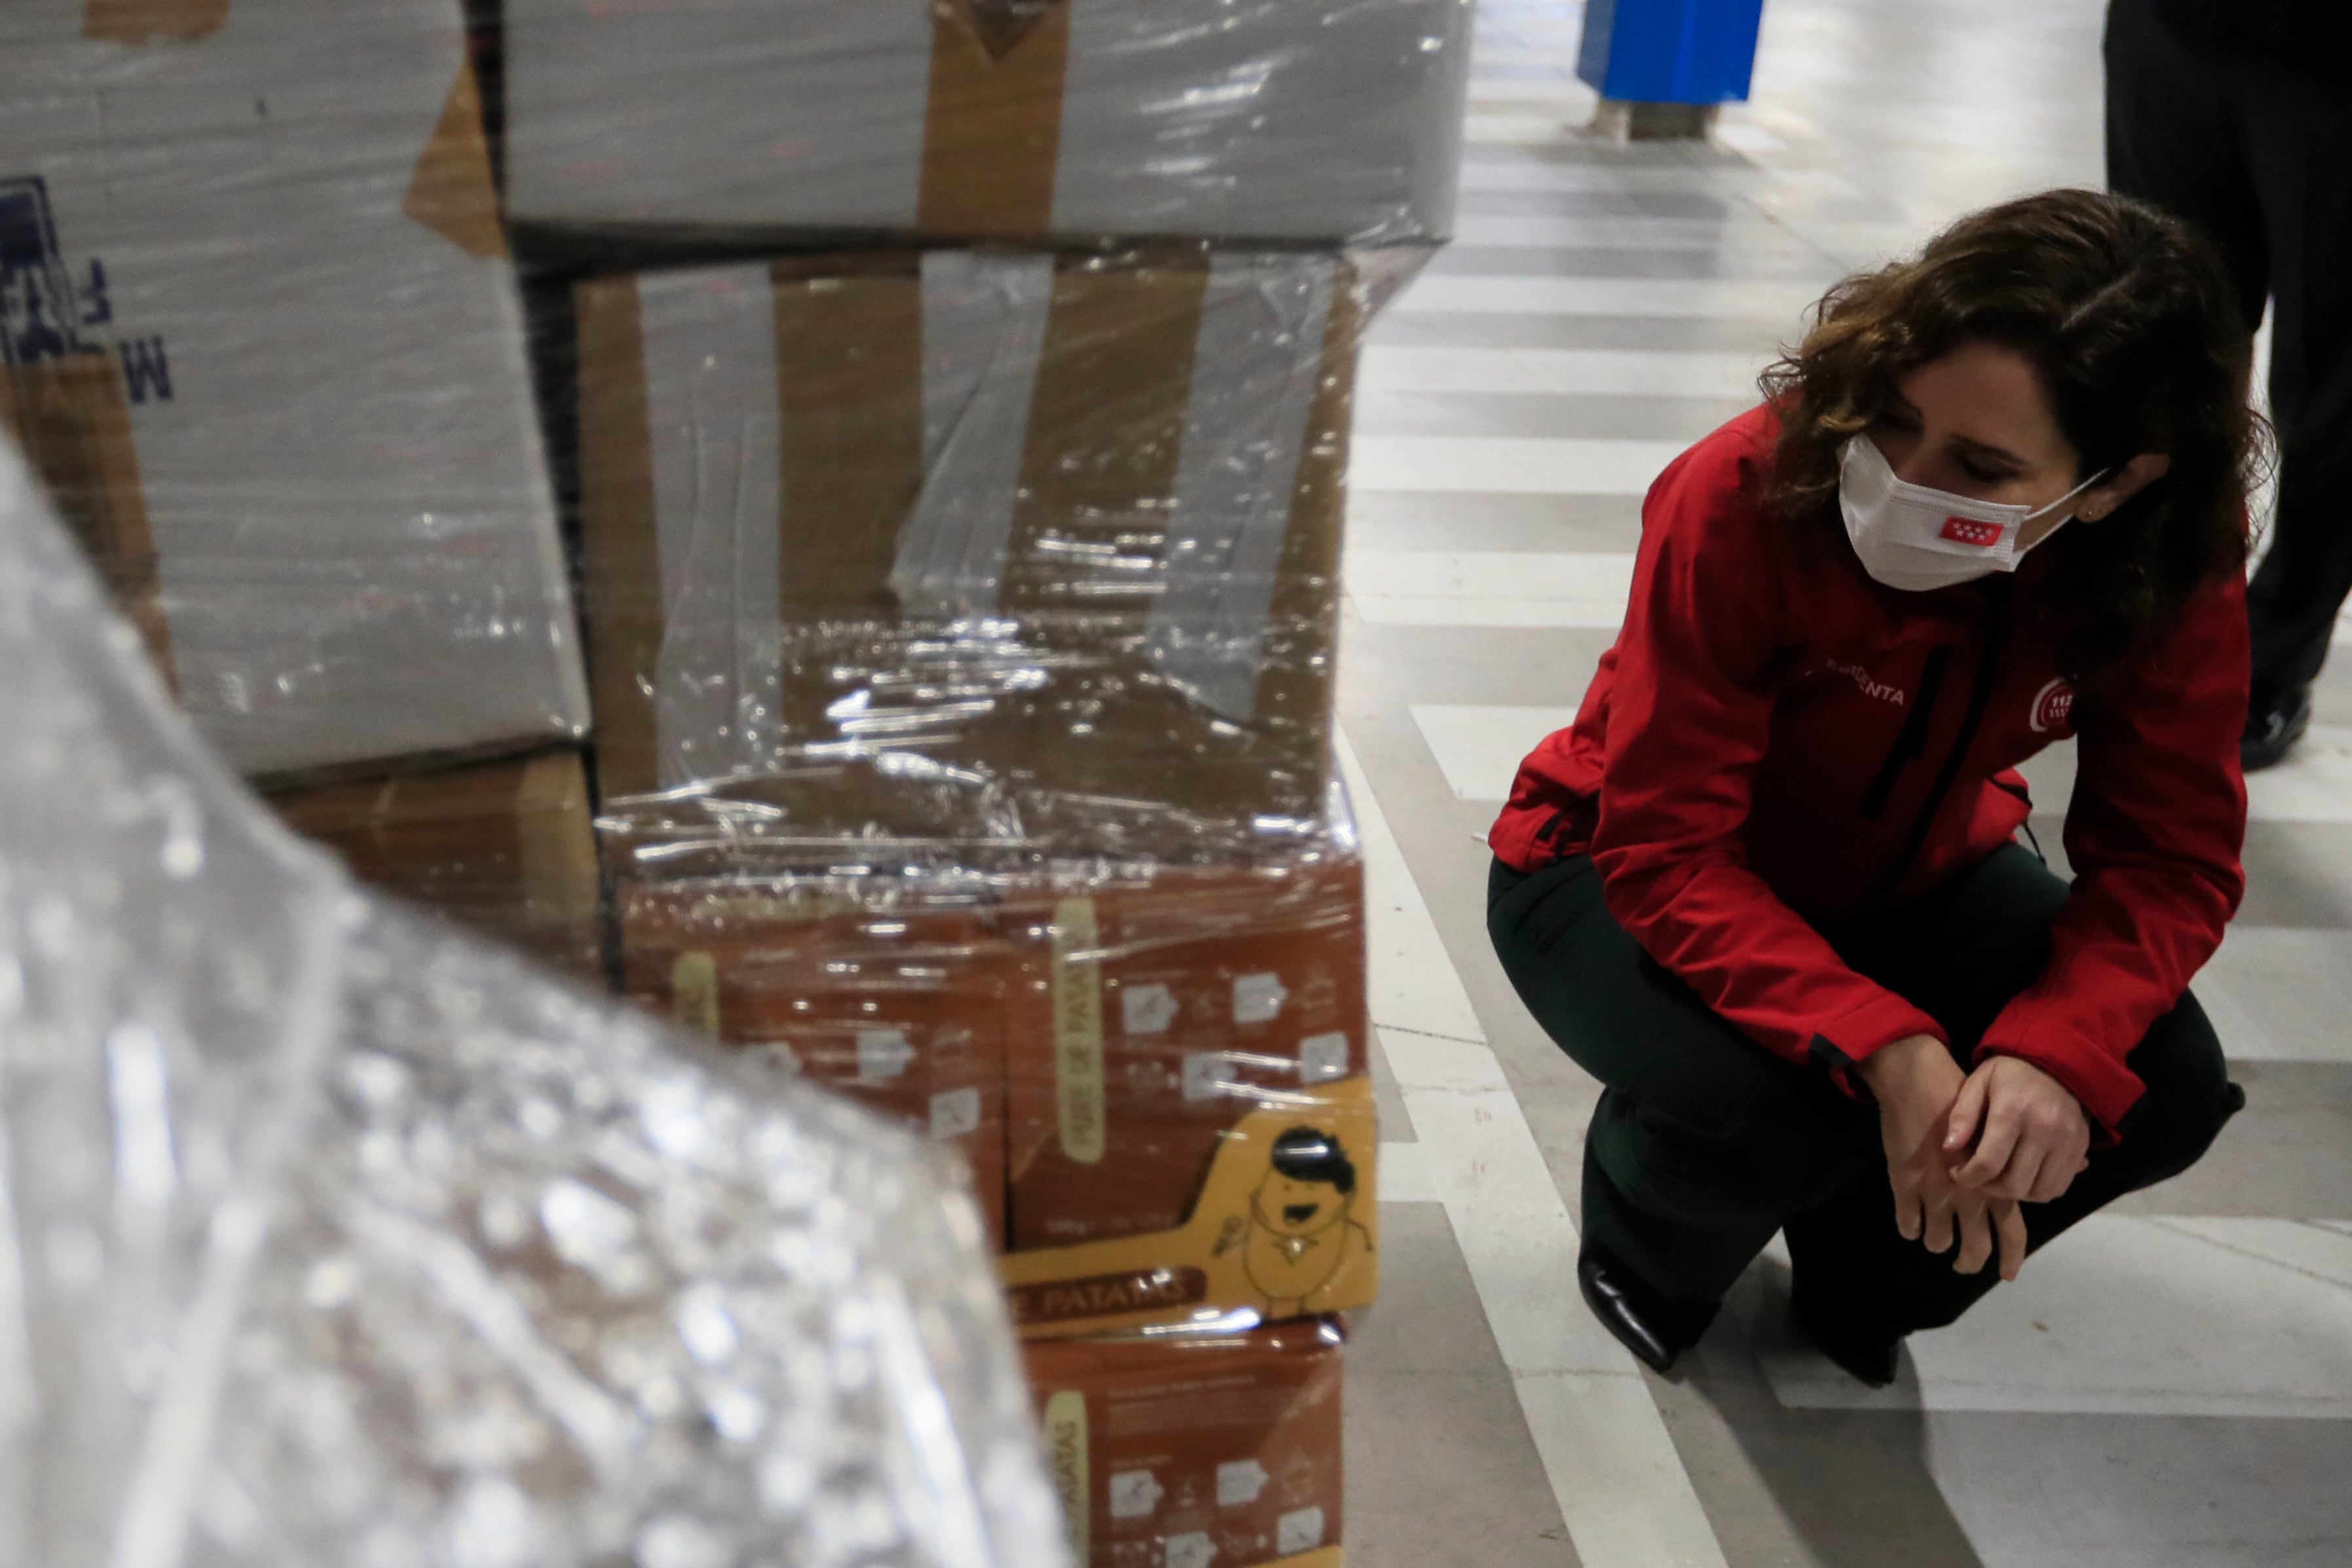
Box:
[1344,1205,1581,1566]
[1923,1409,2352,1568]
[2108,1062,2352,1221]
[1369,1025,1415,1144]
[2238,825,2352,929]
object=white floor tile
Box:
[1350,437,1683,496]
[1360,345,1772,400]
[1378,1140,1442,1204]
[1454,161,1736,195]
[1449,213,1808,250]
[2021,729,2352,825]
[1347,548,1636,627]
[2194,927,2352,1065]
[1758,1216,2352,1419]
[1409,704,1584,804]
[1391,274,1827,322]
[1465,76,1603,109]
[1463,112,1581,145]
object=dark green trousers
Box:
[1487,844,2243,1332]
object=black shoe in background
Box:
[1789,1275,1902,1388]
[1576,1241,1719,1375]
[2242,684,2311,772]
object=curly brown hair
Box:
[1757,189,2263,675]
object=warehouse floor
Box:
[1337,2,2352,1563]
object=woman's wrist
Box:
[1856,1032,1950,1094]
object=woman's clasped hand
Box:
[1858,1036,2091,1282]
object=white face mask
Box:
[1839,434,2106,593]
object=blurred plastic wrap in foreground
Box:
[0,446,1066,1568]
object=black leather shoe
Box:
[1577,1242,1717,1375]
[2242,685,2311,772]
[1790,1283,1901,1389]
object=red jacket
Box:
[1490,407,2248,1135]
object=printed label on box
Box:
[1297,1032,1349,1085]
[1233,971,1287,1024]
[857,1028,915,1082]
[1,175,169,400]
[1121,981,1179,1037]
[1165,1531,1216,1568]
[1108,1468,1164,1520]
[1042,1389,1090,1566]
[1052,897,1108,1165]
[1182,1051,1231,1104]
[930,1085,982,1141]
[1216,1457,1269,1507]
[1004,1265,1210,1328]
[1277,1506,1327,1555]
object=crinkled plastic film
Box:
[579,243,1428,866]
[0,447,1068,1566]
[503,0,1474,248]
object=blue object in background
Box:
[1577,0,1767,103]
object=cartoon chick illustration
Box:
[1237,1125,1373,1315]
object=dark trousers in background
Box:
[2106,0,2352,702]
[1486,846,2243,1335]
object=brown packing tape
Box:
[403,58,507,259]
[83,0,227,42]
[937,0,1066,58]
[916,0,1072,239]
[1003,260,1208,622]
[0,354,176,689]
[769,263,925,618]
[574,275,665,800]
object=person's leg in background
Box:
[1487,855,1878,1370]
[2233,60,2352,754]
[2106,0,2352,768]
[1791,844,2245,1375]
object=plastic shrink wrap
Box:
[0,0,591,779]
[504,0,1474,247]
[585,244,1408,1339]
[0,445,1068,1568]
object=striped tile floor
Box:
[1340,4,2352,1566]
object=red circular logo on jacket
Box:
[2030,678,2075,734]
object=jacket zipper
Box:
[1859,646,1952,820]
[1869,578,2012,901]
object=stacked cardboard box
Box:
[0,0,601,961]
[507,8,1468,1563]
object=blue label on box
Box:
[1,174,171,401]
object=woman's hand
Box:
[1858,1035,2028,1281]
[1944,1054,2091,1205]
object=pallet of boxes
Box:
[3,3,1471,1565]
